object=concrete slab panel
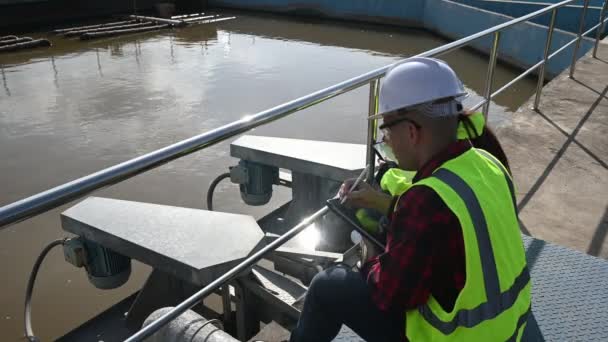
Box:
[61,197,264,285]
[231,135,366,181]
[498,106,568,197]
[518,143,608,258]
[536,74,608,135]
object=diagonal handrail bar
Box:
[0,0,588,231]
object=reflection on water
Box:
[1,65,9,96]
[0,11,537,341]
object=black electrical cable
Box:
[206,173,231,211]
[25,238,67,342]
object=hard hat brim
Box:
[367,92,468,120]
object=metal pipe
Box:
[470,99,488,113]
[483,32,501,118]
[80,24,169,40]
[0,37,32,46]
[535,9,559,110]
[63,22,155,37]
[0,35,18,41]
[182,15,218,22]
[53,21,137,34]
[0,39,51,53]
[570,0,592,78]
[548,35,580,59]
[186,17,237,25]
[593,0,608,57]
[494,59,544,100]
[0,66,380,229]
[172,13,206,19]
[582,18,608,37]
[415,0,578,60]
[366,79,380,184]
[124,206,330,342]
[129,15,186,27]
[0,0,581,229]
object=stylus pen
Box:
[340,165,370,205]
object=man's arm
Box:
[339,179,393,214]
[361,185,462,313]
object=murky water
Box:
[0,12,537,341]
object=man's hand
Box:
[339,179,392,214]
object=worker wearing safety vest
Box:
[355,111,490,235]
[290,57,531,342]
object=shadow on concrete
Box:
[523,311,545,342]
[519,219,531,236]
[587,206,608,256]
[517,84,608,212]
[0,65,9,97]
[573,79,608,100]
[525,237,547,271]
[533,100,608,171]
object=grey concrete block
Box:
[61,197,264,285]
[231,135,366,181]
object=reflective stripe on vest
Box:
[506,306,531,342]
[475,149,517,215]
[418,168,530,333]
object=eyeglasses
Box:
[373,141,397,161]
[378,116,421,139]
[378,116,421,131]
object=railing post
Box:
[535,9,558,110]
[570,0,591,78]
[366,78,380,184]
[483,32,501,118]
[593,0,608,58]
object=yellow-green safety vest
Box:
[404,148,531,341]
[457,111,485,140]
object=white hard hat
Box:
[370,57,467,119]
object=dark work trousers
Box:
[290,265,404,342]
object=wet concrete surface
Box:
[0,12,538,341]
[497,38,608,259]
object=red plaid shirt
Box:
[362,141,469,317]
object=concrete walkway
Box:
[497,38,608,259]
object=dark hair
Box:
[458,114,511,173]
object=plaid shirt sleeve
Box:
[361,185,465,313]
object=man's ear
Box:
[408,123,421,145]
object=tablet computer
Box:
[326,197,385,250]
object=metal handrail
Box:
[0,0,597,230]
[0,68,382,228]
[0,0,605,338]
[570,0,592,77]
[126,1,607,341]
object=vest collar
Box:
[413,140,471,183]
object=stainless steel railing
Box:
[0,0,605,230]
[125,1,608,340]
[0,0,606,339]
